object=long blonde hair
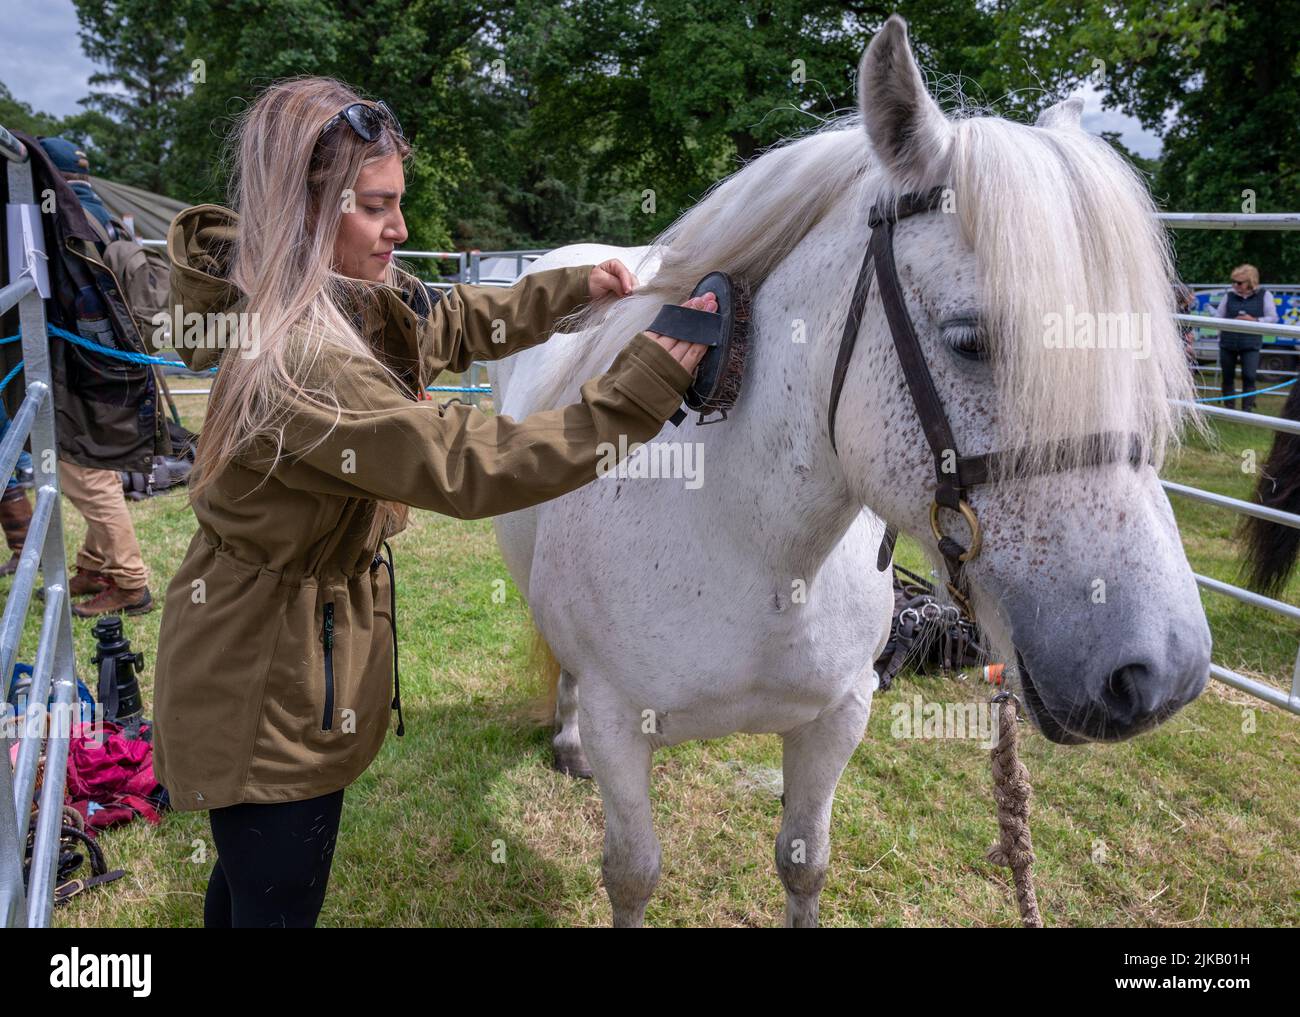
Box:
[192,77,415,537]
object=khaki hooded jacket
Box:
[153,204,694,811]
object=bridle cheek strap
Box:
[871,217,968,511]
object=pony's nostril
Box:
[1102,663,1157,731]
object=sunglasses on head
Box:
[318,100,404,144]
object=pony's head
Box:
[834,16,1209,741]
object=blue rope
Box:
[1195,377,1297,403]
[46,323,192,368]
[2,327,501,396]
[0,359,24,396]
[0,326,217,373]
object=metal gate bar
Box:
[0,122,81,927]
[1161,210,1300,716]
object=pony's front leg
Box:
[552,668,591,778]
[776,679,874,927]
[579,678,660,927]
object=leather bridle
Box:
[827,185,1145,614]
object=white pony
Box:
[489,16,1210,927]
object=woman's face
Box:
[333,154,408,282]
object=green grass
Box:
[11,391,1298,927]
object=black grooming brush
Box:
[645,272,751,426]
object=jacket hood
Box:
[166,203,434,374]
[166,203,245,371]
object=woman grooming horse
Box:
[153,76,713,927]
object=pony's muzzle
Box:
[1012,624,1210,744]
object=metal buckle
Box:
[990,689,1024,719]
[929,499,983,562]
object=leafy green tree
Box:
[971,0,1300,283]
[0,82,68,138]
[0,81,118,173]
[499,1,1004,240]
[73,0,191,193]
[60,0,1278,274]
[160,0,516,256]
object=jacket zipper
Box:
[322,602,336,730]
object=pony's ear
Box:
[858,15,951,186]
[1035,97,1084,130]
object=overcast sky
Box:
[2,0,1163,158]
[1,0,102,120]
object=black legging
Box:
[203,789,345,928]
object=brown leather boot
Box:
[71,579,153,618]
[69,568,110,597]
[0,487,32,577]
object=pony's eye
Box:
[942,319,988,360]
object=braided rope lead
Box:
[986,694,1043,928]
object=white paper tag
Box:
[6,202,51,299]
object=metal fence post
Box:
[0,122,81,927]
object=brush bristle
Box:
[698,278,751,413]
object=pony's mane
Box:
[528,107,1194,472]
[945,115,1195,473]
[527,114,872,411]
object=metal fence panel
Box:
[1164,213,1300,716]
[1,126,81,927]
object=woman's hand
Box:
[645,292,716,373]
[589,259,638,300]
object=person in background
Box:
[36,138,152,616]
[0,406,33,575]
[1214,263,1278,412]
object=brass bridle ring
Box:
[929,499,983,562]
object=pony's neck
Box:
[704,202,871,580]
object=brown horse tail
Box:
[1240,379,1300,597]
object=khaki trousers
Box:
[58,460,149,590]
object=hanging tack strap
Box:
[986,693,1043,928]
